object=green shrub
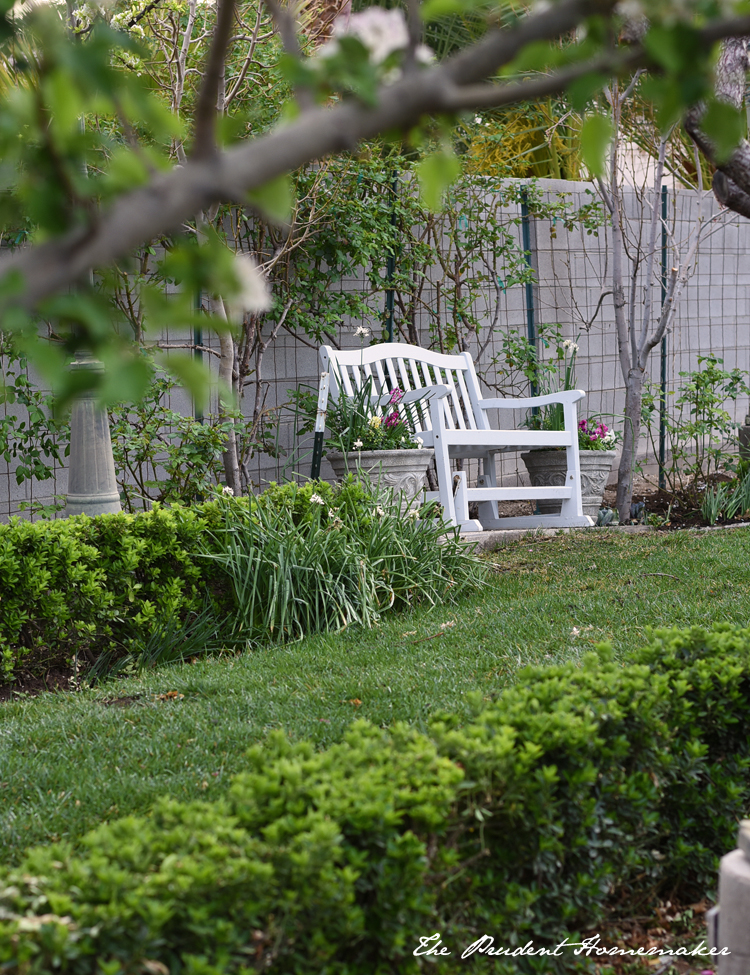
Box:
[0,481,484,682]
[0,504,227,682]
[2,625,750,973]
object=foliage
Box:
[700,469,750,525]
[203,478,485,647]
[0,504,223,683]
[463,102,585,181]
[0,479,484,683]
[494,323,579,399]
[643,354,750,496]
[3,623,750,971]
[495,324,620,448]
[0,336,69,506]
[108,375,261,511]
[294,365,430,454]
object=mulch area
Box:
[583,897,717,974]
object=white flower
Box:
[474,115,482,124]
[334,7,409,64]
[354,325,371,337]
[310,493,325,505]
[226,254,272,321]
[616,0,644,17]
[222,486,234,496]
[319,7,433,68]
[562,339,579,353]
[415,437,424,448]
[353,439,364,449]
[406,508,420,519]
[375,506,385,517]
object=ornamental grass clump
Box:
[202,478,485,647]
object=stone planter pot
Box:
[326,448,434,511]
[521,449,616,519]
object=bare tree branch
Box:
[192,0,236,158]
[263,0,314,110]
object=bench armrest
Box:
[478,389,585,410]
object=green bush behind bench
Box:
[2,625,749,973]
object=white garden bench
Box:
[313,343,593,532]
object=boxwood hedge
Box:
[1,624,749,973]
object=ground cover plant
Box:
[2,621,750,973]
[2,528,750,866]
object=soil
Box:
[583,896,717,975]
[604,473,750,529]
[0,667,78,703]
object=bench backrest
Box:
[320,343,491,434]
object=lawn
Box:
[2,526,749,867]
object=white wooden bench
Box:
[314,343,593,532]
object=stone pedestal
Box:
[65,355,121,518]
[714,820,750,975]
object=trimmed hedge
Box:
[0,503,228,682]
[2,625,750,973]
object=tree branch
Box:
[7,1,750,312]
[191,0,236,158]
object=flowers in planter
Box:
[578,418,618,451]
[327,382,427,452]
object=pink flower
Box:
[388,387,403,405]
[384,410,400,429]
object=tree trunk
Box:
[615,368,645,522]
[217,326,241,495]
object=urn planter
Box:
[521,449,616,519]
[326,448,434,512]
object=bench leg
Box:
[452,471,482,532]
[476,453,503,530]
[433,441,458,527]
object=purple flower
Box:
[384,410,400,429]
[388,387,403,405]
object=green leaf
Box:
[43,69,83,138]
[643,24,701,75]
[580,114,612,178]
[417,148,461,212]
[567,72,608,112]
[247,174,294,224]
[158,352,212,413]
[700,99,745,164]
[420,0,465,19]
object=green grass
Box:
[2,527,750,866]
